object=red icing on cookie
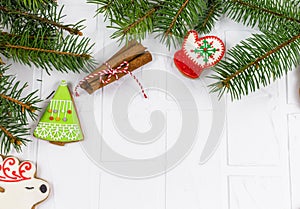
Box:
[174,30,225,78]
[0,156,50,209]
[0,157,33,183]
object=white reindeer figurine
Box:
[0,156,50,209]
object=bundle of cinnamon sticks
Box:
[79,40,152,94]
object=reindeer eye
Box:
[25,187,34,190]
[0,186,4,193]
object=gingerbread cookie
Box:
[0,155,50,209]
[174,30,225,78]
[34,80,83,145]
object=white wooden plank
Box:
[288,114,300,209]
[286,68,300,105]
[228,176,290,209]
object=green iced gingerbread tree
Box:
[0,0,95,154]
[89,0,300,100]
[34,80,83,145]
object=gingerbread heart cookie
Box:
[174,30,225,78]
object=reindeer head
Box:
[0,156,50,209]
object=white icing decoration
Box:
[34,122,81,141]
[183,32,224,67]
[58,100,62,117]
[49,100,72,116]
[50,100,54,117]
[60,80,67,86]
[61,100,65,113]
[0,156,49,209]
[184,32,199,64]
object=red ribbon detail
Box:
[75,61,147,98]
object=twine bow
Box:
[75,61,147,98]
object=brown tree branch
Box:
[0,93,35,113]
[230,0,300,24]
[0,6,83,35]
[164,0,190,37]
[222,32,300,87]
[4,43,91,59]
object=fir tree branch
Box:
[2,0,57,12]
[229,0,300,24]
[4,43,91,59]
[224,0,300,31]
[222,33,300,86]
[155,0,206,47]
[0,120,29,154]
[106,0,158,42]
[0,64,38,154]
[195,0,223,34]
[164,0,190,37]
[122,7,158,35]
[1,31,51,41]
[0,6,82,35]
[0,93,36,113]
[88,0,114,20]
[20,0,56,11]
[0,125,17,144]
[198,5,216,31]
[90,0,207,47]
[0,1,95,73]
[0,31,95,73]
[100,0,112,10]
[109,4,159,42]
[0,65,40,122]
[210,27,300,99]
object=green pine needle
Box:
[89,0,207,48]
[0,3,84,36]
[0,1,96,73]
[108,1,157,43]
[210,26,300,100]
[88,0,123,21]
[0,117,31,154]
[0,64,41,154]
[1,31,95,73]
[195,0,223,34]
[224,0,300,31]
[18,0,55,11]
[154,0,206,48]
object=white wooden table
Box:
[7,0,300,209]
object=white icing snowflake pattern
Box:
[34,122,81,141]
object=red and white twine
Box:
[75,61,147,98]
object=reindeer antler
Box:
[0,156,36,182]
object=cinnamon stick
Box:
[110,40,139,59]
[80,41,152,94]
[84,51,152,94]
[84,43,146,84]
